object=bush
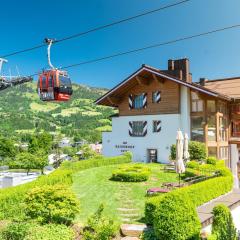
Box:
[186,161,200,169]
[111,164,150,182]
[170,141,206,161]
[170,144,176,160]
[212,204,237,240]
[206,157,217,165]
[1,222,30,240]
[145,173,233,225]
[25,224,75,240]
[24,185,79,224]
[153,192,201,240]
[82,204,117,240]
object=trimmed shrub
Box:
[186,161,200,169]
[145,173,233,225]
[111,164,150,182]
[24,185,79,224]
[212,204,237,240]
[206,157,217,165]
[171,141,206,161]
[170,144,176,160]
[189,141,206,161]
[153,192,201,240]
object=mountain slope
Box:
[0,82,115,142]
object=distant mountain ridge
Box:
[0,81,115,142]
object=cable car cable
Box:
[28,23,240,77]
[1,0,191,58]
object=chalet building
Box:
[95,58,240,181]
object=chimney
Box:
[168,59,174,71]
[168,58,191,83]
[199,78,207,86]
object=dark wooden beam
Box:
[152,73,164,84]
[107,96,121,105]
[136,76,149,86]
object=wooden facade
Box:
[118,77,180,116]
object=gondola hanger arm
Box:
[45,38,55,70]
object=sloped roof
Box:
[203,77,240,99]
[95,65,231,106]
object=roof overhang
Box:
[95,66,232,106]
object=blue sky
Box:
[1,0,240,88]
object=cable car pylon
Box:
[0,58,32,91]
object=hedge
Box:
[0,153,131,220]
[145,167,233,225]
[111,164,150,182]
[153,192,201,240]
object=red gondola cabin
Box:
[38,69,73,101]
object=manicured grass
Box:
[72,163,179,225]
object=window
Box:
[218,101,227,115]
[208,147,217,157]
[59,75,71,88]
[219,116,227,141]
[152,91,160,103]
[153,121,160,133]
[207,100,216,113]
[48,74,53,87]
[207,115,216,141]
[219,147,229,160]
[132,121,145,136]
[191,91,203,112]
[191,116,204,142]
[232,121,240,137]
[42,75,47,88]
[133,95,144,109]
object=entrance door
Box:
[148,149,158,163]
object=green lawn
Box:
[72,163,179,225]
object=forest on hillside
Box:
[0,82,115,143]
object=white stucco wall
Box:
[103,114,182,163]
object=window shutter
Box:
[129,94,133,110]
[129,121,133,136]
[156,120,161,132]
[143,93,147,108]
[143,121,147,136]
[156,91,161,103]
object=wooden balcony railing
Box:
[231,104,240,114]
[232,131,240,138]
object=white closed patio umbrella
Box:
[183,133,190,163]
[176,130,185,187]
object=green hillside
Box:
[0,82,115,142]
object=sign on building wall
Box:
[115,141,135,153]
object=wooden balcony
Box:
[232,131,240,138]
[231,104,240,115]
